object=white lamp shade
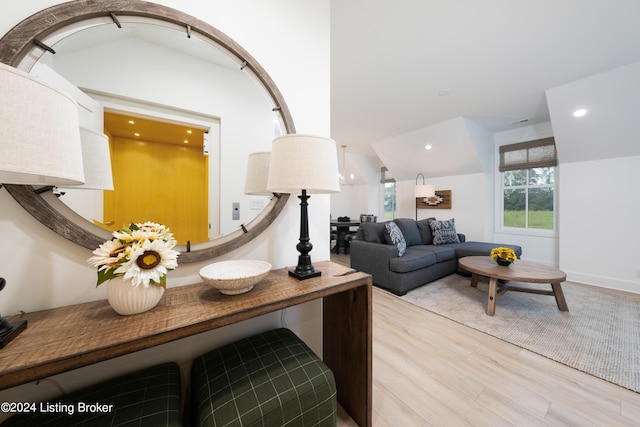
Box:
[414,184,435,198]
[69,128,114,190]
[0,62,84,186]
[244,152,271,195]
[266,134,340,194]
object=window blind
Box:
[499,137,557,172]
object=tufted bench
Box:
[2,362,183,426]
[191,328,337,427]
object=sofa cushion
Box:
[389,248,437,273]
[385,221,407,256]
[412,245,456,262]
[394,218,422,247]
[361,222,386,243]
[429,218,460,245]
[416,217,435,245]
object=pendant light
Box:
[340,145,354,185]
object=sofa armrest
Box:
[458,233,466,243]
[350,240,398,288]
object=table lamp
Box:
[0,62,85,348]
[244,152,272,196]
[267,134,340,280]
[69,128,114,190]
[0,62,84,186]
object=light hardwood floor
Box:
[331,253,640,426]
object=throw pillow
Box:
[416,217,435,245]
[384,222,407,256]
[428,218,460,245]
[361,222,386,243]
[394,218,422,247]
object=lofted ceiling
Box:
[30,2,640,183]
[330,0,640,180]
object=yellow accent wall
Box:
[104,136,209,244]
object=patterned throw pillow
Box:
[384,222,407,256]
[428,218,460,245]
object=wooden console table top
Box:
[0,261,372,426]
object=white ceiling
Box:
[330,0,640,179]
[35,3,640,183]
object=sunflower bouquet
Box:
[88,222,180,288]
[490,247,517,264]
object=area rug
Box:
[399,274,640,393]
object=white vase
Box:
[107,276,165,315]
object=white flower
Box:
[87,222,180,287]
[138,221,163,230]
[87,239,125,271]
[115,238,180,287]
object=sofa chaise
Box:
[350,217,522,295]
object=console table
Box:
[0,261,372,427]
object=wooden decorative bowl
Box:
[199,260,272,295]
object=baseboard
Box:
[566,271,640,295]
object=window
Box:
[499,138,557,232]
[502,168,555,229]
[381,167,396,220]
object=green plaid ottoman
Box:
[2,362,183,426]
[191,328,337,427]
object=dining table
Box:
[331,220,361,254]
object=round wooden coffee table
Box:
[458,256,568,316]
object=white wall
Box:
[559,157,640,293]
[0,0,330,410]
[396,173,489,241]
[331,184,369,220]
[547,63,640,293]
[331,152,380,220]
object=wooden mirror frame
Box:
[0,0,293,263]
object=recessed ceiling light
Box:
[437,89,451,96]
[187,130,192,134]
[184,140,189,144]
[425,144,433,150]
[134,132,140,137]
[128,120,135,125]
[572,108,588,117]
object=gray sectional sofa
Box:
[350,217,522,295]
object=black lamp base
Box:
[0,319,27,349]
[288,266,321,280]
[289,189,322,281]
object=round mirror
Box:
[0,0,293,263]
